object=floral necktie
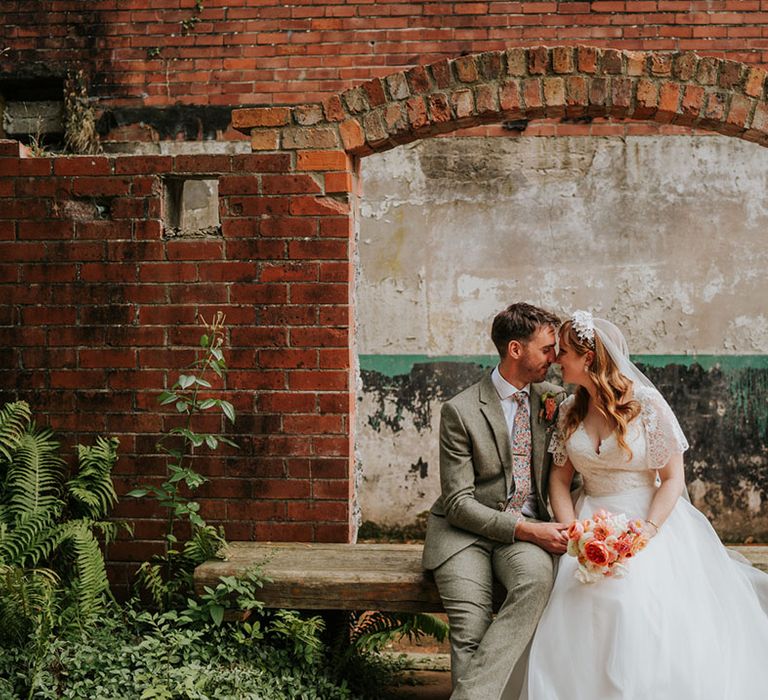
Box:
[505,391,532,515]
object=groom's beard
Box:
[521,355,551,383]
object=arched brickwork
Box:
[228,45,768,544]
[233,46,768,154]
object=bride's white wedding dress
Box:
[520,387,768,700]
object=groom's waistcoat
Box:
[422,373,564,571]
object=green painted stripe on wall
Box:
[359,355,496,376]
[359,354,768,377]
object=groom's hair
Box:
[491,303,560,357]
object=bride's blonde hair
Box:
[560,320,641,458]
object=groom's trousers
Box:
[433,537,555,700]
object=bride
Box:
[519,312,768,699]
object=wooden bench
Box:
[193,542,768,612]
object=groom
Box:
[422,303,569,699]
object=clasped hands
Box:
[516,517,660,555]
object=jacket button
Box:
[497,501,505,511]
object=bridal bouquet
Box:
[566,509,649,584]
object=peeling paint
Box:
[357,135,768,356]
[356,357,768,542]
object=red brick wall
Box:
[1,1,768,113]
[0,140,356,592]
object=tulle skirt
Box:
[519,487,768,700]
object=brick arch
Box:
[228,45,768,544]
[233,45,768,155]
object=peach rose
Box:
[593,509,611,522]
[593,523,613,541]
[567,520,585,541]
[584,539,611,567]
[630,535,649,556]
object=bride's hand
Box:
[643,519,660,538]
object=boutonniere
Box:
[538,392,558,423]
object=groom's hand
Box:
[515,521,569,554]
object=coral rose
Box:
[613,534,633,558]
[584,540,611,567]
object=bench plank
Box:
[194,542,768,613]
[194,542,443,612]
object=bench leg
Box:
[319,609,350,651]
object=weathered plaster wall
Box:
[355,134,768,541]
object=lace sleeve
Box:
[637,386,689,470]
[548,394,575,467]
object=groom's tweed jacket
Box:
[422,372,567,571]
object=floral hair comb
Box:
[571,310,595,347]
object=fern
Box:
[135,561,167,609]
[64,523,110,621]
[182,524,226,566]
[92,520,125,547]
[349,611,449,653]
[68,437,119,519]
[0,564,58,644]
[5,427,65,518]
[0,401,31,466]
[0,509,63,567]
[0,401,120,640]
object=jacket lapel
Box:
[529,383,547,499]
[478,373,513,492]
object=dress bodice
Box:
[564,417,656,496]
[548,386,689,497]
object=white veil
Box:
[574,313,690,461]
[593,317,663,395]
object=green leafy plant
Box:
[181,567,266,628]
[0,401,120,637]
[350,611,449,654]
[0,565,358,700]
[0,602,355,700]
[0,400,121,697]
[128,312,236,609]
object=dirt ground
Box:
[386,613,452,699]
[389,670,452,699]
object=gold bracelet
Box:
[646,519,660,532]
